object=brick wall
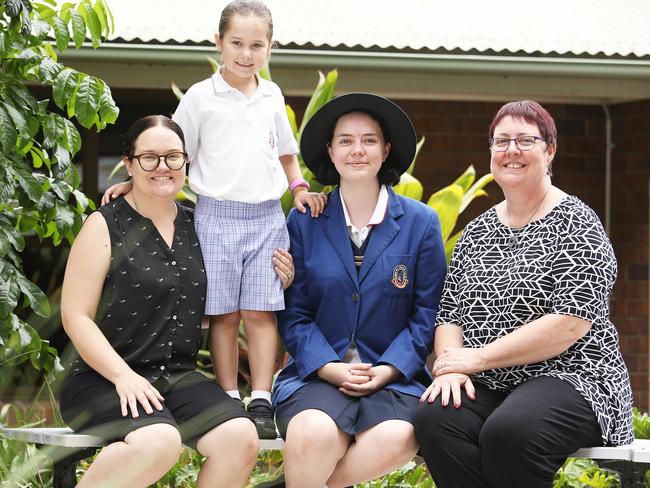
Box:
[287,96,649,409]
[610,100,650,410]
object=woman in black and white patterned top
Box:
[414,100,633,488]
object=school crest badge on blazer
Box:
[391,264,409,289]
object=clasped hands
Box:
[317,362,399,397]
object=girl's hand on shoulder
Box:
[101,181,133,206]
[273,248,294,289]
[114,369,165,418]
[294,190,328,218]
[317,362,371,387]
[339,364,400,397]
[420,373,475,408]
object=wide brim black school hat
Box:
[300,93,416,184]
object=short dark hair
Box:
[314,110,401,186]
[122,115,185,159]
[488,100,557,176]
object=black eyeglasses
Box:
[489,136,545,152]
[132,152,188,171]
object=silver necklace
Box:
[505,189,550,251]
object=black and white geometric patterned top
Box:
[437,195,634,446]
[65,197,207,382]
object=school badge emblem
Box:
[391,264,409,289]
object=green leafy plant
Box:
[634,407,650,439]
[354,461,435,488]
[0,0,118,390]
[426,165,494,261]
[553,458,621,488]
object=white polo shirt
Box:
[172,70,299,203]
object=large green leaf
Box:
[460,172,495,212]
[0,272,20,319]
[393,172,423,201]
[405,137,425,175]
[96,0,113,35]
[62,118,81,155]
[77,1,101,48]
[427,184,463,241]
[74,75,100,128]
[41,112,65,148]
[15,161,45,201]
[30,19,51,43]
[452,165,476,192]
[69,9,86,48]
[97,80,119,127]
[2,101,28,139]
[0,216,25,253]
[53,68,79,110]
[92,0,109,35]
[0,104,17,152]
[15,273,51,318]
[8,83,38,114]
[54,199,76,231]
[286,104,298,136]
[297,69,338,140]
[53,17,70,53]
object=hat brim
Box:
[300,93,416,184]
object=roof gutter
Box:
[61,44,650,79]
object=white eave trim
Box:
[61,43,650,80]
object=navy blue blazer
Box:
[272,186,447,405]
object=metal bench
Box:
[0,425,285,488]
[3,425,650,488]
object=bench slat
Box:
[1,426,285,450]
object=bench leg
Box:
[53,458,79,488]
[599,460,647,488]
[50,447,97,488]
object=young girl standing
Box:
[104,0,326,439]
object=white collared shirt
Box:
[172,70,299,203]
[339,185,389,248]
[339,185,388,364]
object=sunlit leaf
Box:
[393,172,423,201]
[427,184,463,241]
[53,68,79,110]
[53,17,69,52]
[69,9,86,48]
[74,75,100,128]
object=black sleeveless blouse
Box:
[67,197,207,382]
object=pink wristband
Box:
[289,178,310,193]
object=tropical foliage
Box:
[0,0,118,390]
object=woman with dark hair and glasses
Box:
[414,100,633,488]
[59,115,293,487]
